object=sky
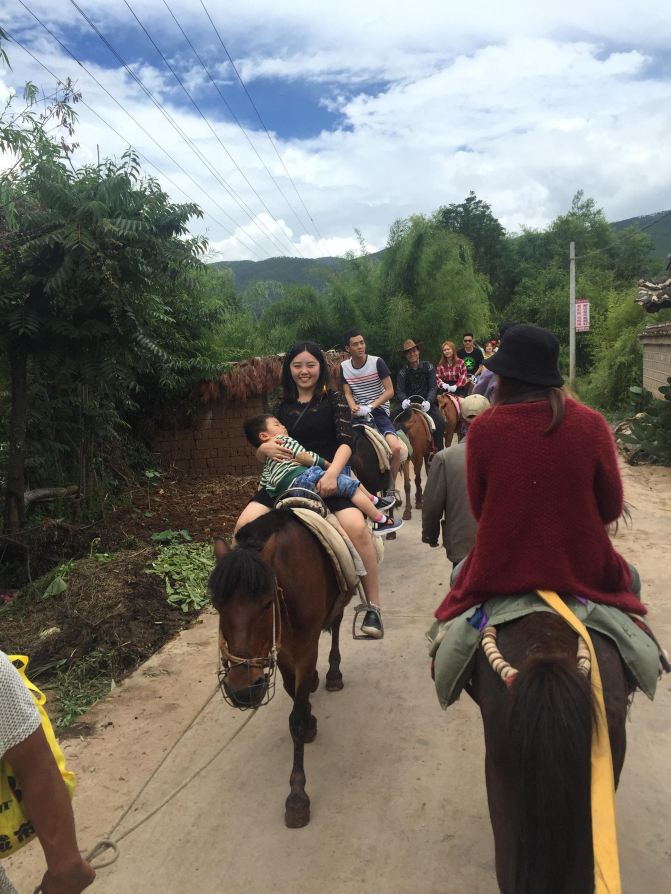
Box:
[1,0,670,261]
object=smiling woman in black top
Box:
[234,342,384,637]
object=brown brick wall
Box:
[151,395,267,476]
[640,332,671,398]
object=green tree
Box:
[0,65,207,529]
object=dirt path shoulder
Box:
[5,462,671,894]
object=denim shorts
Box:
[293,465,360,500]
[371,408,397,437]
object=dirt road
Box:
[6,462,671,894]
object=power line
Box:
[123,0,296,260]
[200,0,323,241]
[13,4,266,259]
[2,30,263,260]
[67,0,285,257]
[575,209,671,261]
[165,0,311,239]
[158,0,304,257]
[0,29,262,260]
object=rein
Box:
[217,582,286,709]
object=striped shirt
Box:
[259,435,325,498]
[339,355,391,414]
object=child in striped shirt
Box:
[243,414,403,535]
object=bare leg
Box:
[351,488,387,523]
[385,433,403,490]
[333,507,381,607]
[233,500,270,535]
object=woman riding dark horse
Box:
[432,324,651,893]
[235,341,384,637]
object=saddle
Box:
[353,422,393,472]
[289,507,384,598]
[413,408,435,439]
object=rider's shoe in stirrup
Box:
[361,608,383,639]
[375,493,396,512]
[372,515,404,536]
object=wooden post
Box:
[569,241,576,387]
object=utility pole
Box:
[569,241,576,387]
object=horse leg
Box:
[403,459,412,520]
[414,457,423,509]
[325,612,344,691]
[285,655,318,828]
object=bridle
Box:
[217,582,285,709]
[481,624,591,688]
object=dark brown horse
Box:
[469,611,630,894]
[211,510,351,828]
[395,407,432,520]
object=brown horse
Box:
[437,393,460,447]
[395,407,432,520]
[211,510,351,828]
[469,611,630,894]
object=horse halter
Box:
[481,625,591,688]
[217,583,284,710]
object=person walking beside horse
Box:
[396,339,444,452]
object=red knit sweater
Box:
[434,398,644,621]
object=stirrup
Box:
[352,602,383,640]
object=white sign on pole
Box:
[575,299,590,332]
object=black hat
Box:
[485,324,564,387]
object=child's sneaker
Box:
[372,515,404,536]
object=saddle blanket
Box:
[427,591,668,709]
[291,507,383,597]
[353,423,393,472]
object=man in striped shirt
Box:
[340,330,403,492]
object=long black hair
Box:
[281,341,331,401]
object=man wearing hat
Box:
[422,394,490,567]
[396,339,445,452]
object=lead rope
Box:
[33,663,258,893]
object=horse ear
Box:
[214,537,230,562]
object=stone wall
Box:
[151,394,267,477]
[639,322,671,398]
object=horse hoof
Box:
[310,671,319,693]
[386,531,396,540]
[305,715,317,743]
[285,796,310,828]
[325,676,344,691]
[402,511,411,521]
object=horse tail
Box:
[508,658,594,894]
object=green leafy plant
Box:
[145,541,212,612]
[617,378,671,464]
[150,528,191,544]
[42,560,73,598]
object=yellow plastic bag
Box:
[0,655,76,858]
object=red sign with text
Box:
[576,299,590,332]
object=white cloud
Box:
[1,3,671,259]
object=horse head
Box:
[211,537,281,709]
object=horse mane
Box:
[209,510,294,608]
